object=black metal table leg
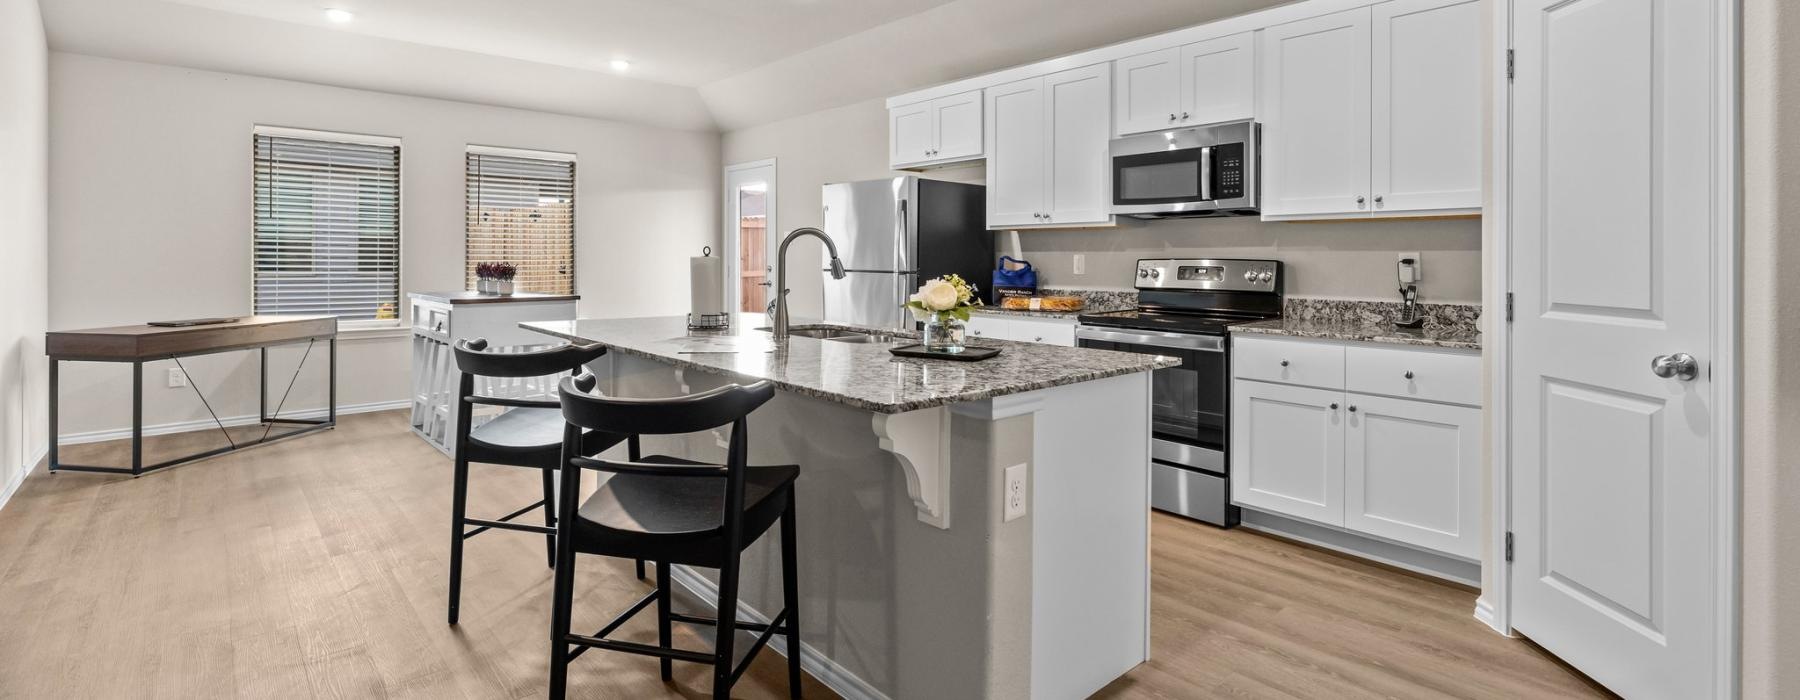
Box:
[328,338,337,425]
[131,361,143,476]
[259,346,268,423]
[47,358,58,473]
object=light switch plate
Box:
[167,368,187,388]
[1072,254,1085,275]
[1003,463,1028,522]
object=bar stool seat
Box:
[468,406,570,451]
[573,458,799,568]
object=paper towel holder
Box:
[688,246,732,331]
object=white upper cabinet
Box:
[1115,32,1256,137]
[1113,47,1183,136]
[984,64,1113,229]
[889,90,984,169]
[1181,32,1257,128]
[1044,64,1113,225]
[984,77,1047,227]
[1260,7,1373,218]
[1370,0,1483,213]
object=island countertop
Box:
[522,314,1179,414]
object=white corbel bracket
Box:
[872,407,953,529]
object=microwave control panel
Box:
[1213,143,1246,200]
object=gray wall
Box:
[0,0,49,500]
[48,53,720,436]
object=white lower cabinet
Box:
[1232,381,1346,526]
[1231,334,1481,560]
[966,314,1076,346]
[1343,394,1482,559]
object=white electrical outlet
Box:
[1398,251,1422,281]
[1003,463,1028,522]
[166,368,187,388]
[1072,254,1086,275]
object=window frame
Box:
[464,144,578,296]
[251,125,404,330]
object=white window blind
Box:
[466,150,576,295]
[253,131,401,322]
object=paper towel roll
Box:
[690,252,724,317]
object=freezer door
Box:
[823,178,916,273]
[823,271,911,329]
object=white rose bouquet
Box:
[904,274,982,324]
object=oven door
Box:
[1074,326,1227,461]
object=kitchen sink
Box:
[758,325,900,344]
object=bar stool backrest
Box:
[453,338,609,380]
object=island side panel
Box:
[1027,372,1153,698]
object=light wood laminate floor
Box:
[0,411,1608,699]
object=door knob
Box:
[1650,353,1699,381]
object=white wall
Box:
[723,96,1482,318]
[1,0,50,504]
[49,53,719,436]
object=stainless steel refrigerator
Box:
[820,177,991,329]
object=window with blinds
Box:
[465,150,576,295]
[252,130,401,323]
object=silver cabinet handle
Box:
[1404,370,1414,379]
[1356,195,1366,205]
[1280,360,1290,367]
[1181,111,1190,120]
[1348,405,1358,413]
[1169,113,1177,122]
[1650,353,1699,381]
[1329,403,1339,410]
[1034,336,1044,342]
[1374,195,1384,205]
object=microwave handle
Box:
[1199,145,1213,202]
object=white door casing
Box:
[1507,0,1727,697]
[722,160,777,318]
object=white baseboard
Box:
[0,446,37,515]
[1473,596,1510,636]
[665,565,888,700]
[56,400,410,445]
[1238,509,1482,588]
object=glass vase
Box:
[923,315,966,354]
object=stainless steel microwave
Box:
[1109,119,1259,218]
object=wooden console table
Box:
[46,315,338,476]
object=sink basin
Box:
[757,325,899,343]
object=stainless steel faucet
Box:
[772,226,847,341]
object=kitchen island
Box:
[523,315,1176,700]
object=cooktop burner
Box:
[1077,258,1285,335]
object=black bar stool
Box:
[447,338,633,626]
[548,374,801,700]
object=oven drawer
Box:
[1232,335,1345,389]
[1346,345,1481,407]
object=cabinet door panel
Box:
[933,91,984,162]
[1260,8,1372,217]
[1371,0,1483,213]
[985,77,1047,227]
[1008,317,1076,346]
[1044,64,1113,225]
[1231,380,1345,525]
[1114,47,1183,136]
[1181,32,1257,127]
[965,315,1011,342]
[1344,395,1480,558]
[890,102,935,168]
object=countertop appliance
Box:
[821,177,991,329]
[1076,258,1283,527]
[1109,119,1259,219]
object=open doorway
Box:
[724,160,777,316]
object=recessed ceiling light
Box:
[324,8,355,23]
[609,59,632,73]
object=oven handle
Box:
[1076,326,1225,352]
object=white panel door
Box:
[1113,47,1182,136]
[1260,7,1372,217]
[1509,0,1722,697]
[1231,380,1345,525]
[984,76,1046,227]
[932,91,984,162]
[1370,0,1483,214]
[1043,64,1112,225]
[889,101,934,168]
[1181,32,1257,127]
[1343,394,1481,559]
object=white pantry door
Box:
[1508,0,1724,698]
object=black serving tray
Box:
[889,344,1002,361]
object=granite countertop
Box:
[968,289,1137,320]
[1229,317,1481,350]
[521,314,1179,414]
[410,290,580,305]
[970,305,1131,320]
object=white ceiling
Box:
[39,0,1294,132]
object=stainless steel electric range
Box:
[1076,258,1283,527]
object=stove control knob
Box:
[1149,268,1162,279]
[1243,270,1257,282]
[1257,271,1274,283]
[1138,268,1150,279]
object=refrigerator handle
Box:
[895,197,910,329]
